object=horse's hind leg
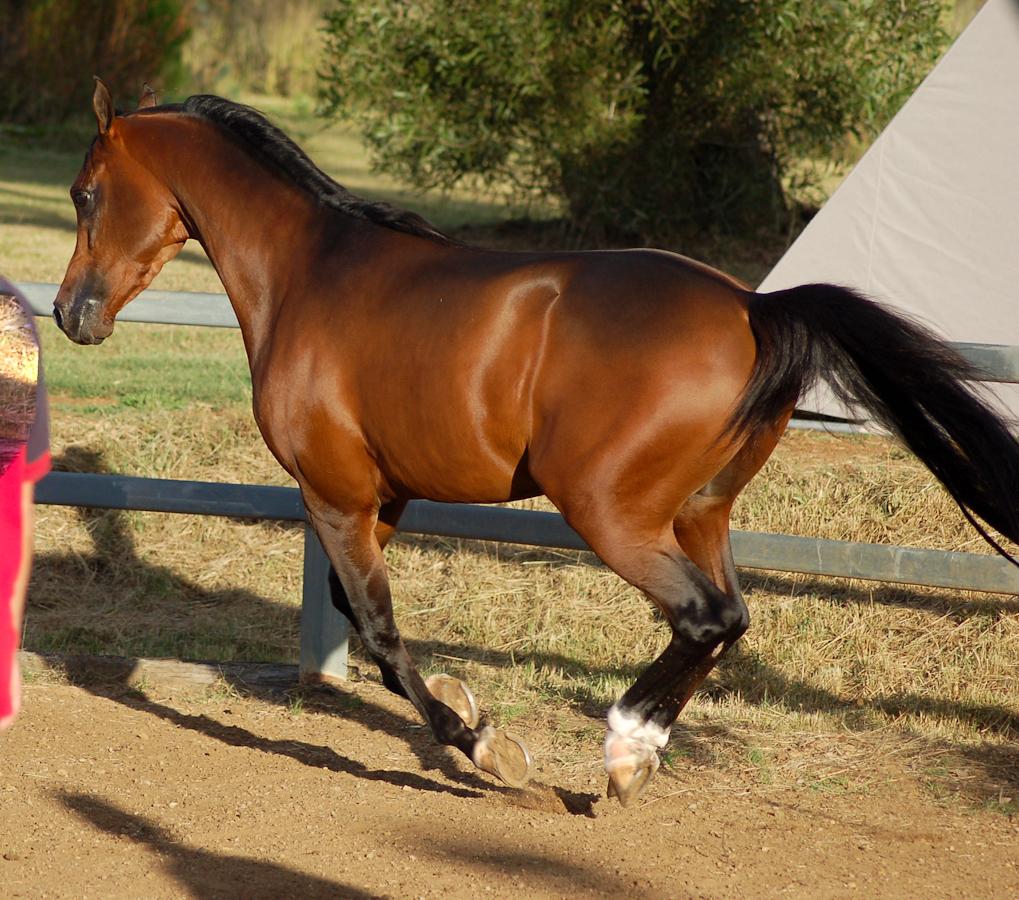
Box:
[595,524,748,807]
[562,432,782,807]
[309,496,530,788]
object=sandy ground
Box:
[1,672,1018,900]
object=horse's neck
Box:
[188,183,313,341]
[156,121,325,360]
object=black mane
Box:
[180,95,462,247]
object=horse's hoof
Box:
[605,734,660,808]
[604,708,668,808]
[424,673,480,729]
[472,725,532,789]
[606,751,659,808]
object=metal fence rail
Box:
[18,282,240,328]
[37,471,1019,593]
[21,282,1019,683]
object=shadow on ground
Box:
[76,675,491,799]
[58,790,650,899]
[58,791,391,900]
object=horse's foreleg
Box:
[314,506,477,751]
[328,500,480,726]
[324,498,406,658]
[310,500,531,788]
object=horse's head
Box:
[55,79,188,344]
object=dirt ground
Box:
[1,669,1017,900]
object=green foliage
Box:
[0,0,191,126]
[320,0,947,239]
[321,1,641,208]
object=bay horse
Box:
[56,80,1019,807]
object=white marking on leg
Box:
[605,704,670,773]
[607,705,670,748]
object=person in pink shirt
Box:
[0,277,50,732]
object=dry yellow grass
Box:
[0,291,39,446]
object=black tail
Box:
[731,283,1019,560]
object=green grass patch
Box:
[746,746,774,784]
[43,346,251,410]
[38,317,252,411]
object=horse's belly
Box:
[372,425,537,504]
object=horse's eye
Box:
[72,190,90,210]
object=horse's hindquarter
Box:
[526,251,759,519]
[260,243,758,512]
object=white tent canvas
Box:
[758,0,1019,419]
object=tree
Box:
[320,0,947,240]
[0,0,191,126]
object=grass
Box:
[40,324,252,409]
[0,292,39,445]
[6,94,1019,812]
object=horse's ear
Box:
[138,83,158,109]
[93,76,114,134]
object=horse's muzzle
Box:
[54,291,114,345]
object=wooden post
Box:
[299,525,348,682]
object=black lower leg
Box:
[372,643,479,756]
[621,634,741,734]
[620,555,749,731]
[328,566,357,622]
[316,506,482,762]
[328,565,411,697]
[339,591,480,755]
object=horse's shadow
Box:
[56,791,392,900]
[76,677,489,799]
[56,790,656,899]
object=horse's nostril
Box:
[53,306,64,330]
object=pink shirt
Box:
[0,277,50,721]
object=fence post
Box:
[299,525,348,682]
